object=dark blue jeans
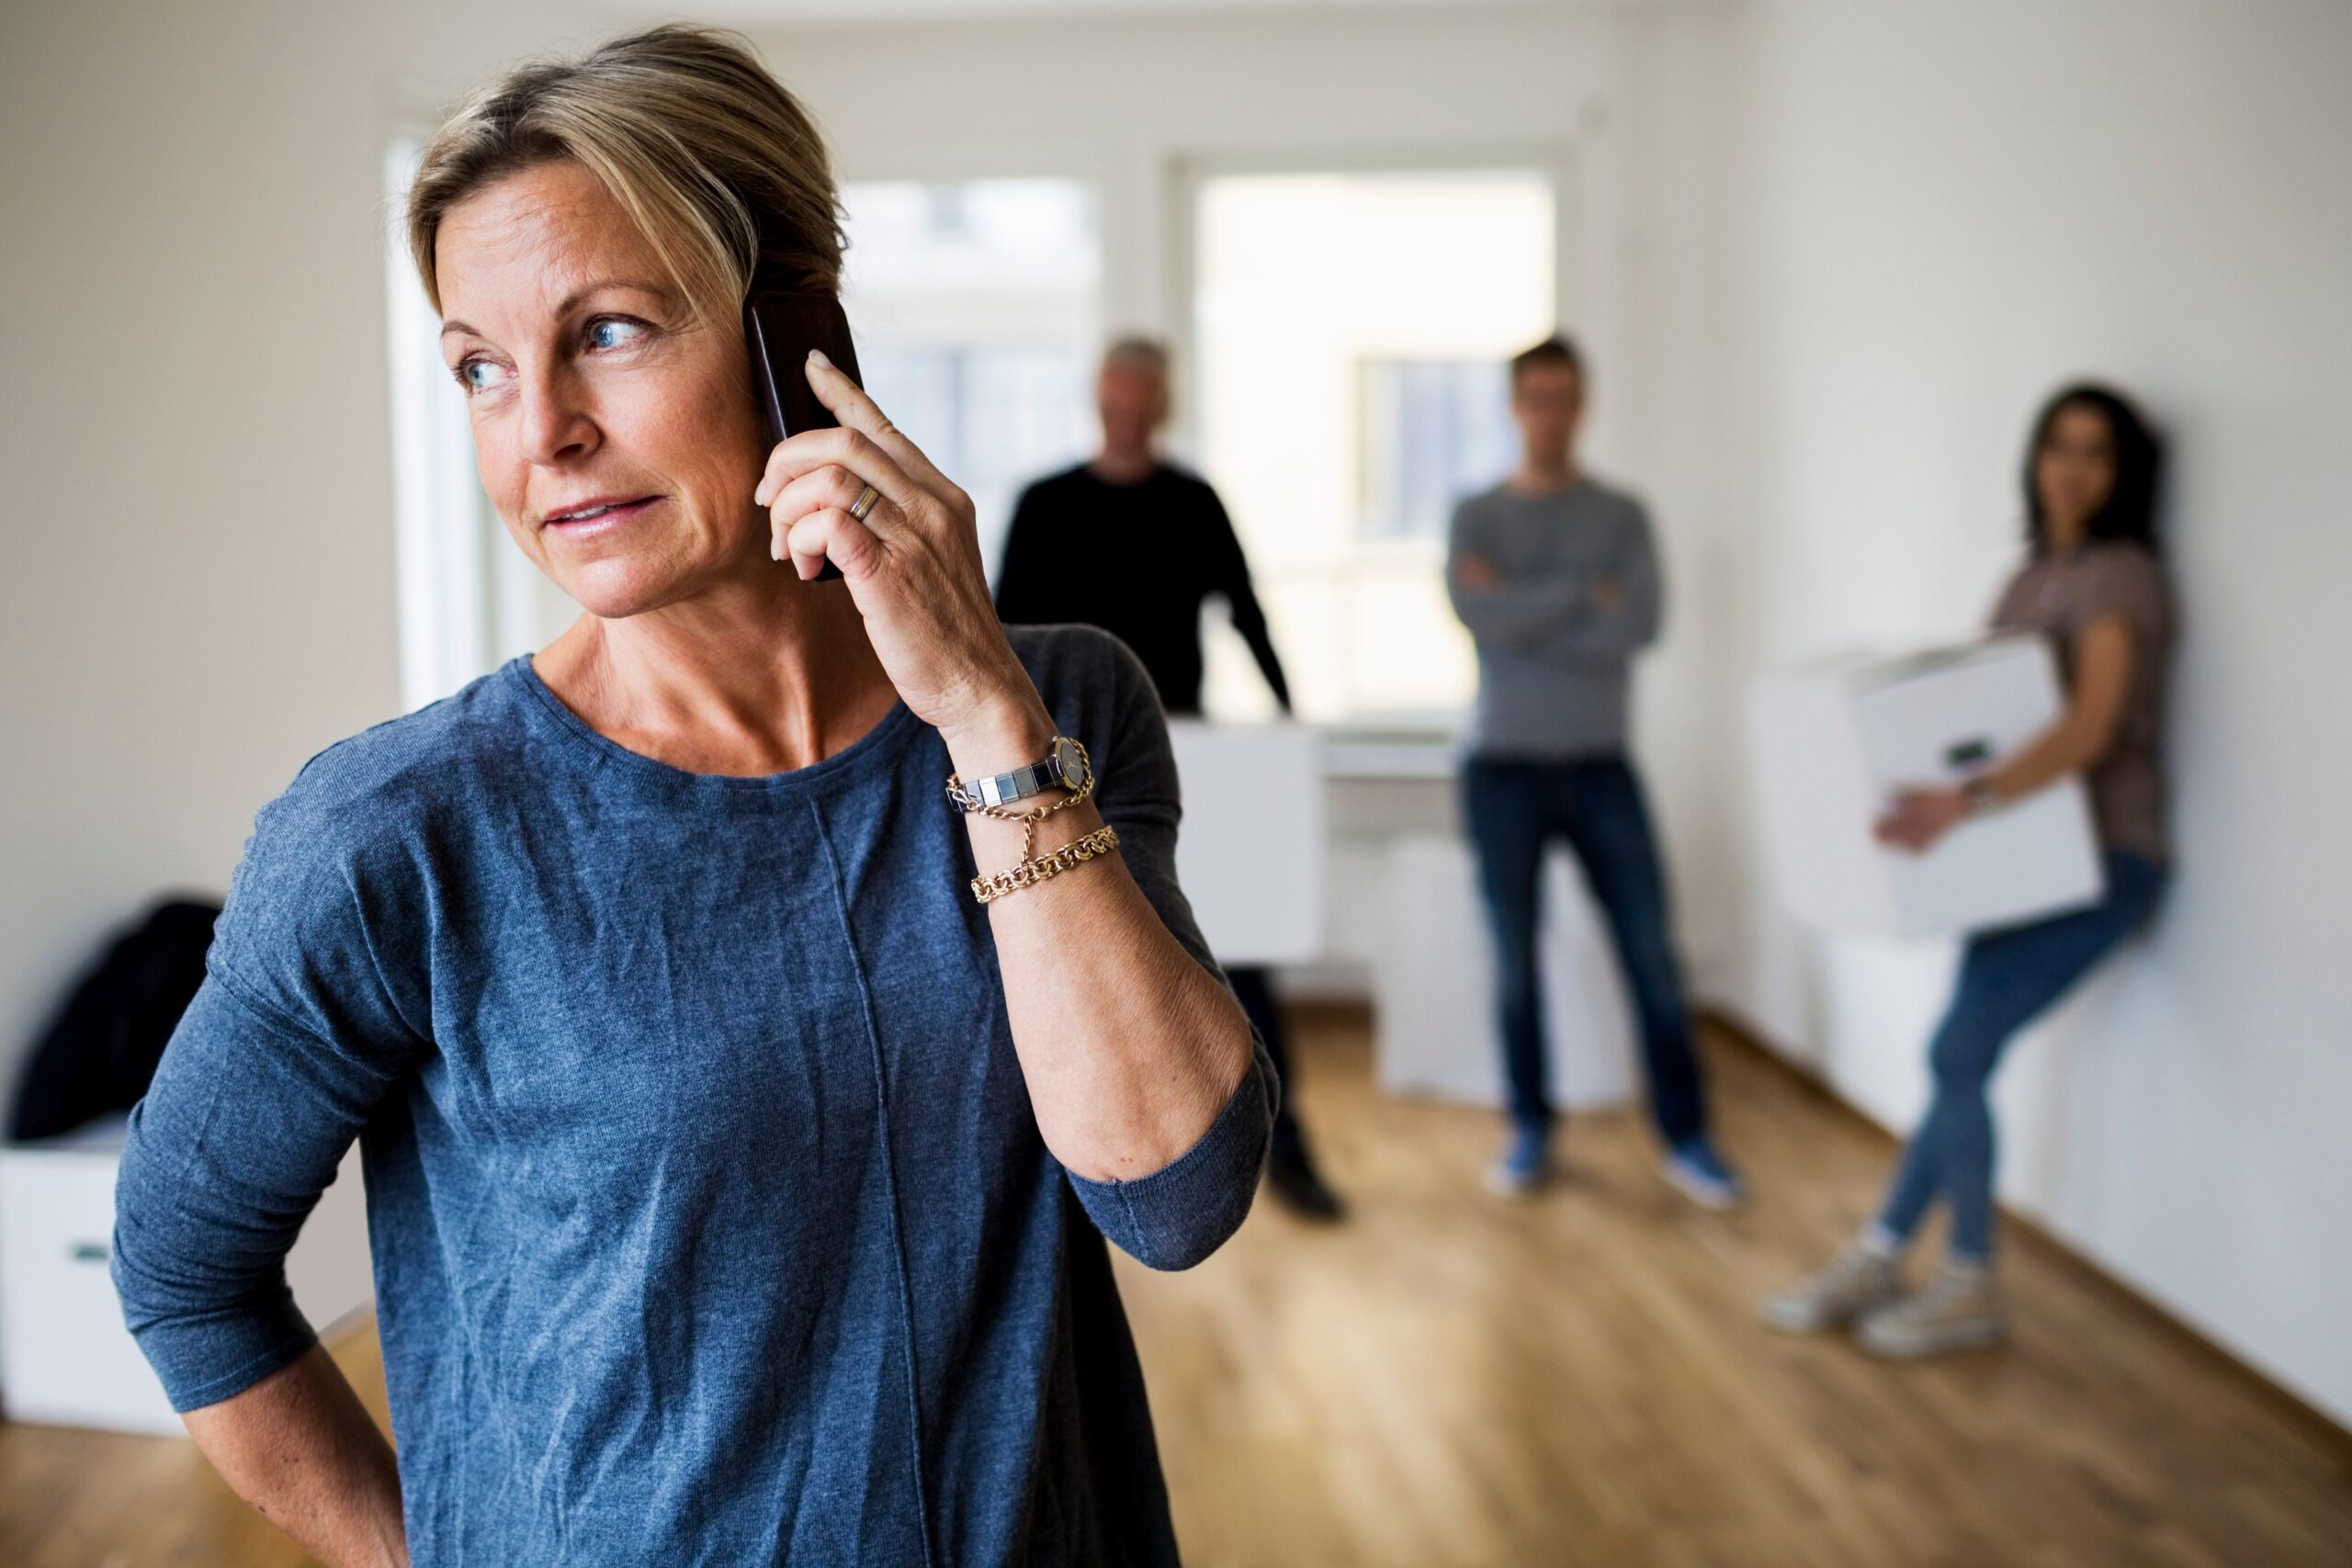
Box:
[1463,756,1708,1145]
[1877,851,2167,1260]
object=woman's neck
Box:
[535,576,899,777]
[2043,515,2091,556]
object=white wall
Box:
[0,0,628,1108]
[1623,0,2352,1427]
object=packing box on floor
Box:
[1373,834,1637,1111]
[1167,721,1325,967]
[1747,636,2104,938]
[0,1121,373,1434]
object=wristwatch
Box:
[946,736,1093,812]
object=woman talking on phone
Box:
[1763,384,2172,1359]
[110,27,1271,1566]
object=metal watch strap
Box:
[947,736,1091,812]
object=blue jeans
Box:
[1463,756,1708,1145]
[1877,851,2167,1260]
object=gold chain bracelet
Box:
[971,824,1121,905]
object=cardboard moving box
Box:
[1747,637,2104,938]
[1373,834,1637,1111]
[1167,721,1325,967]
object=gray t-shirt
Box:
[112,624,1272,1567]
[1445,477,1664,759]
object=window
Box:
[384,135,493,713]
[839,179,1101,581]
[384,138,572,712]
[1191,169,1556,722]
[1356,357,1517,544]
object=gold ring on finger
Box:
[849,485,880,521]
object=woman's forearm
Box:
[1986,718,2095,803]
[1987,615,2137,806]
[945,697,1256,1184]
[182,1343,408,1568]
[758,358,1257,1181]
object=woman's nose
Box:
[516,366,600,466]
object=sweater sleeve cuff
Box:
[1064,1043,1274,1272]
[114,1258,321,1415]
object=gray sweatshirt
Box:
[1445,477,1663,759]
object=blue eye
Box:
[587,318,648,351]
[455,357,509,395]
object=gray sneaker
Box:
[1854,1264,2007,1359]
[1760,1243,1903,1334]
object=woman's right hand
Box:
[752,353,1049,764]
[1876,786,1968,854]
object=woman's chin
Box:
[556,558,698,622]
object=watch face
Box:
[1052,736,1086,788]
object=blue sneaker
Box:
[1664,1136,1746,1211]
[1487,1124,1551,1199]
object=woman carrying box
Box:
[1763,384,2172,1358]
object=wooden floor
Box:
[5,1010,2348,1566]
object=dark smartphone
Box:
[745,290,865,580]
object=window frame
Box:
[1164,146,1581,723]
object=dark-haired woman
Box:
[1763,385,2172,1358]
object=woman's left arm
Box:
[1878,614,2136,852]
[759,355,1261,1231]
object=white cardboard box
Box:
[1373,834,1638,1111]
[0,1122,373,1434]
[1747,636,2105,938]
[1167,721,1326,966]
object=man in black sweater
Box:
[996,337,1341,1219]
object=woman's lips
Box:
[545,496,660,540]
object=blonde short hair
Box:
[404,24,841,320]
